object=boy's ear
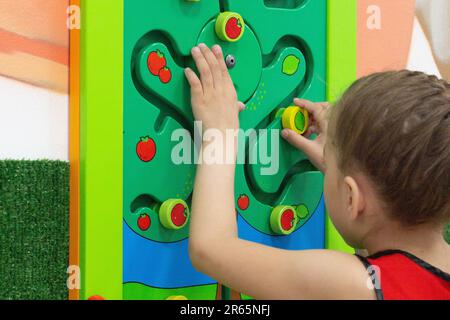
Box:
[343,176,366,220]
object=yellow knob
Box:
[167,295,188,300]
[215,12,245,42]
[282,106,309,135]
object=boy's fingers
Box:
[294,98,329,119]
[303,125,317,138]
[191,46,214,94]
[212,45,235,92]
[237,101,246,112]
[185,68,204,109]
[185,67,203,95]
[293,98,315,113]
[294,98,329,110]
[281,129,316,155]
[282,129,325,172]
[198,43,223,89]
[212,45,232,83]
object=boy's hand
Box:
[185,44,245,132]
[282,99,329,172]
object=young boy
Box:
[184,44,450,300]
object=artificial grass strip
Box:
[0,160,69,300]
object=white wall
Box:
[407,17,441,78]
[415,0,450,80]
[0,75,68,161]
[0,1,447,161]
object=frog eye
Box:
[225,54,236,69]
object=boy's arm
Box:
[189,155,375,300]
[186,44,376,300]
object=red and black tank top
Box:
[357,250,450,300]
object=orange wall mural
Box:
[0,0,69,93]
[357,0,416,78]
[68,0,80,301]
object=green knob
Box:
[215,12,245,42]
[270,205,298,235]
[159,199,190,230]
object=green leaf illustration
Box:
[282,55,300,76]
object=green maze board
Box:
[123,0,326,300]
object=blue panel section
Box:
[123,195,324,288]
[238,195,325,250]
[123,222,215,288]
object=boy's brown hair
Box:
[329,70,450,226]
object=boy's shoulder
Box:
[358,250,450,300]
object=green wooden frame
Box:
[79,0,124,299]
[325,0,357,253]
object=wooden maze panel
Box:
[123,0,326,300]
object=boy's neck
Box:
[363,222,449,261]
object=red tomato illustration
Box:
[225,17,243,39]
[137,214,151,231]
[159,67,172,84]
[237,194,250,211]
[148,50,167,76]
[171,203,187,227]
[136,136,156,162]
[281,209,295,231]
